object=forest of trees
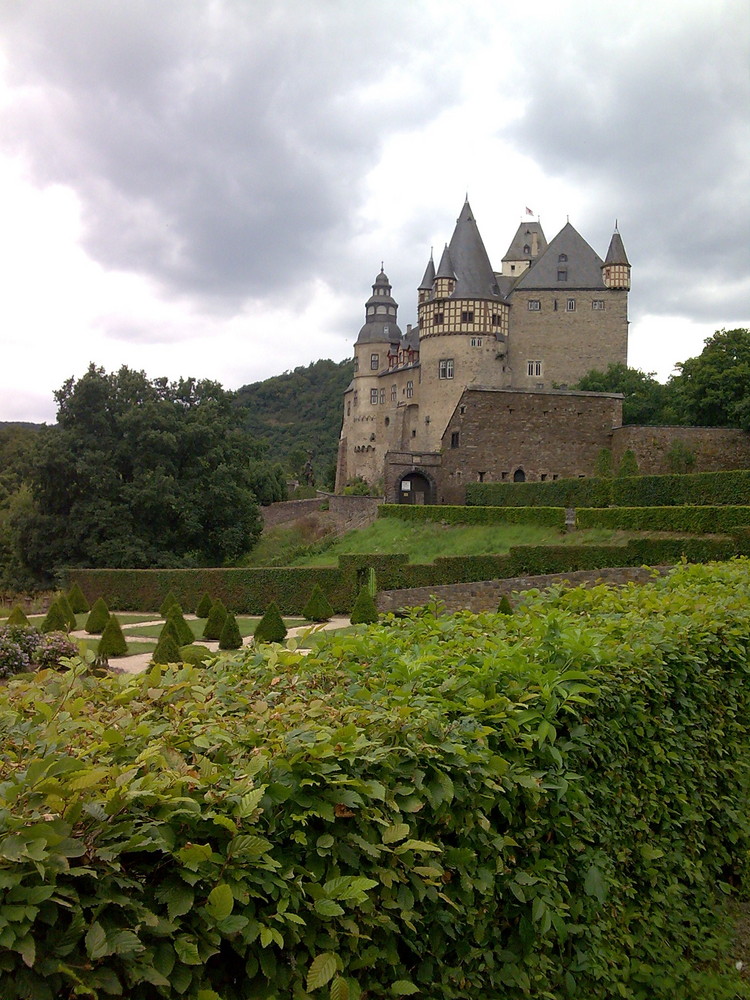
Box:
[1,330,748,592]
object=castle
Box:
[335,201,750,503]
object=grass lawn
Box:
[123,616,307,639]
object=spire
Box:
[447,200,501,298]
[418,253,435,290]
[435,243,455,280]
[604,230,630,266]
[356,268,402,345]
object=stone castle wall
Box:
[612,425,750,475]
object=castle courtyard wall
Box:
[612,425,750,475]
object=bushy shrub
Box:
[58,592,77,631]
[85,597,110,634]
[98,614,128,659]
[202,599,228,641]
[66,581,90,614]
[350,585,379,625]
[159,590,179,617]
[253,601,287,643]
[617,448,640,477]
[0,634,28,677]
[166,605,194,647]
[6,605,30,627]
[40,601,69,634]
[378,504,566,527]
[151,628,182,665]
[195,593,213,618]
[302,583,334,622]
[1,624,42,660]
[218,613,243,650]
[34,631,78,670]
[179,644,214,666]
[497,594,514,615]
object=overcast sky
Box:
[0,0,748,423]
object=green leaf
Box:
[330,977,350,1000]
[391,982,419,995]
[307,952,338,991]
[323,876,377,900]
[317,834,335,849]
[584,864,607,903]
[174,937,202,965]
[315,898,345,917]
[382,823,410,844]
[17,933,35,968]
[85,922,108,961]
[206,883,234,921]
[395,840,441,854]
[237,786,266,817]
[164,883,194,921]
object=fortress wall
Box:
[613,425,750,474]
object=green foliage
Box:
[577,505,750,533]
[40,600,68,634]
[247,459,288,505]
[179,643,214,666]
[166,605,195,647]
[57,592,77,631]
[672,327,750,428]
[98,613,128,658]
[467,477,613,508]
[151,627,182,665]
[6,605,29,626]
[342,476,374,496]
[350,584,379,625]
[202,599,228,641]
[497,594,514,615]
[2,561,750,996]
[85,597,110,634]
[159,590,179,617]
[616,448,640,477]
[195,592,213,618]
[571,362,677,424]
[218,613,243,650]
[66,581,90,614]
[253,601,287,642]
[594,447,613,478]
[666,439,697,474]
[378,503,566,528]
[302,583,335,622]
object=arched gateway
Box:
[397,471,435,505]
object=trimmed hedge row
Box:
[4,560,750,997]
[378,503,567,528]
[467,468,750,508]
[577,505,750,533]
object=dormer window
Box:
[523,244,530,254]
[558,253,567,262]
[557,269,568,281]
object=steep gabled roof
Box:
[447,200,502,299]
[515,222,606,290]
[501,221,548,261]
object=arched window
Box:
[523,244,530,255]
[558,253,567,262]
[513,468,526,483]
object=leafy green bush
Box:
[151,627,182,665]
[195,593,213,618]
[378,504,566,527]
[497,594,514,615]
[166,605,194,647]
[40,600,68,634]
[576,505,750,532]
[253,601,287,643]
[6,605,29,627]
[34,631,78,670]
[2,561,750,996]
[219,613,243,651]
[616,447,639,477]
[66,581,90,614]
[85,597,110,634]
[98,614,128,659]
[350,585,379,625]
[57,592,77,632]
[179,644,214,666]
[302,583,334,622]
[202,599,227,641]
[159,590,179,617]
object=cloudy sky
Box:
[0,0,747,423]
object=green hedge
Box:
[577,505,750,532]
[467,468,750,509]
[378,503,567,528]
[3,560,750,997]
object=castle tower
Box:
[418,254,435,304]
[602,228,631,289]
[501,220,548,277]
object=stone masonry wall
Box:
[260,497,328,529]
[612,425,750,475]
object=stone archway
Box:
[513,468,526,482]
[396,471,435,505]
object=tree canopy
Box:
[671,328,750,429]
[571,363,677,425]
[15,365,263,578]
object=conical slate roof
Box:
[418,255,435,290]
[435,244,455,280]
[604,230,630,266]
[501,221,548,261]
[515,222,606,290]
[356,267,402,345]
[446,200,501,299]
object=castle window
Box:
[370,353,379,370]
[552,474,559,480]
[370,388,378,405]
[434,311,444,324]
[347,402,351,416]
[527,360,542,377]
[501,471,508,480]
[592,300,605,310]
[379,388,385,404]
[510,265,516,272]
[384,417,390,427]
[523,244,530,254]
[528,300,541,311]
[391,384,397,401]
[353,391,358,404]
[557,269,568,281]
[406,380,414,398]
[439,358,454,380]
[470,337,483,347]
[491,314,500,325]
[450,431,460,448]
[566,298,576,311]
[461,310,474,323]
[353,356,359,371]
[558,253,567,262]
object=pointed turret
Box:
[446,200,501,299]
[602,228,631,289]
[418,254,435,304]
[356,268,402,345]
[501,221,547,277]
[434,244,456,297]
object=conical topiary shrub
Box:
[253,602,287,644]
[159,591,180,618]
[302,584,334,623]
[166,605,194,647]
[219,612,242,650]
[58,593,77,632]
[151,629,182,666]
[202,599,227,641]
[7,605,29,627]
[195,593,213,619]
[98,614,128,658]
[497,595,514,616]
[350,586,378,626]
[67,582,90,614]
[41,601,69,634]
[85,598,110,634]
[180,644,213,666]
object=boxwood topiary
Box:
[166,605,194,647]
[159,590,179,618]
[58,593,77,632]
[66,582,90,614]
[151,629,182,666]
[497,595,514,615]
[179,644,214,666]
[253,602,287,643]
[85,598,110,635]
[202,599,227,641]
[195,593,213,619]
[219,613,243,650]
[350,585,379,625]
[302,583,334,622]
[98,614,128,659]
[7,605,29,627]
[41,601,69,634]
